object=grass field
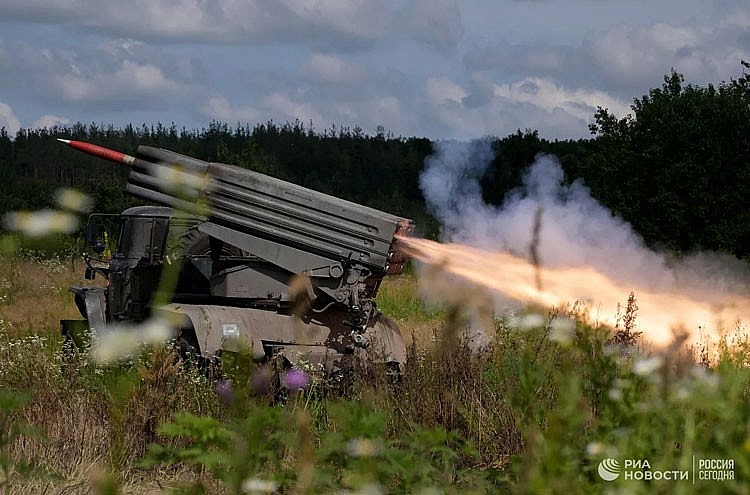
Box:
[1,254,749,494]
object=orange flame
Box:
[397,236,749,347]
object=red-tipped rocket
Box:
[57,138,136,166]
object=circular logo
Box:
[598,458,621,481]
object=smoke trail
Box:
[422,139,669,288]
[417,139,750,345]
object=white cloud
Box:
[0,0,463,47]
[201,72,631,141]
[201,90,416,137]
[32,114,70,129]
[278,0,391,40]
[56,60,186,102]
[201,93,323,127]
[464,10,750,98]
[590,24,692,88]
[202,95,231,122]
[2,0,747,140]
[493,78,631,122]
[373,96,402,121]
[118,60,180,93]
[400,0,463,46]
[0,37,197,111]
[419,76,630,139]
[425,76,468,104]
[0,102,21,136]
[301,54,369,85]
[262,92,324,124]
[646,22,701,52]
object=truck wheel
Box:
[175,330,205,369]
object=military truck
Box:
[59,139,413,374]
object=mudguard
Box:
[60,286,108,347]
[158,303,406,371]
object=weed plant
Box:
[0,257,749,493]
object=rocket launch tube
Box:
[59,138,414,274]
[136,145,209,174]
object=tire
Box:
[174,329,210,371]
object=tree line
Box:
[1,64,749,259]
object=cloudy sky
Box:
[0,0,748,140]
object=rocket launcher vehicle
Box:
[59,139,414,370]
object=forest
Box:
[1,66,750,259]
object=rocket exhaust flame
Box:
[414,139,750,350]
[397,235,749,347]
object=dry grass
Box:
[4,465,203,495]
[0,255,98,336]
[6,257,745,493]
[0,256,462,493]
[0,254,223,493]
[2,340,223,494]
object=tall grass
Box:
[0,256,749,493]
[0,253,87,336]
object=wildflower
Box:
[241,477,278,494]
[690,366,720,391]
[3,209,78,237]
[215,379,233,405]
[148,163,209,198]
[586,442,605,457]
[633,355,663,376]
[608,388,623,401]
[54,188,93,213]
[614,378,631,389]
[284,369,310,391]
[510,312,545,331]
[673,385,691,401]
[346,438,381,458]
[549,317,575,344]
[92,317,171,363]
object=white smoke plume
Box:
[419,139,750,339]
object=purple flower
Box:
[215,379,233,404]
[284,369,310,391]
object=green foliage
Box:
[142,413,234,486]
[585,63,750,257]
[375,272,445,323]
[1,263,750,493]
[135,407,274,493]
[498,319,750,495]
[142,398,489,495]
[129,303,750,495]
